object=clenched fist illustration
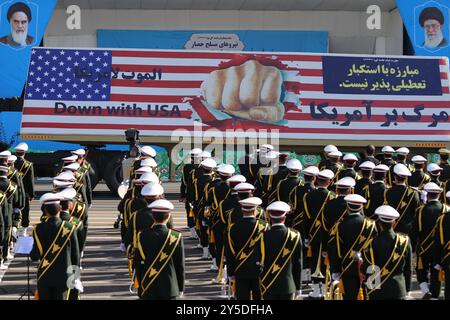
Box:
[201,60,285,123]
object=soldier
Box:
[363,164,389,219]
[133,199,184,300]
[7,155,25,236]
[71,149,93,207]
[427,163,444,187]
[190,150,212,186]
[438,148,450,182]
[30,193,81,300]
[355,161,375,196]
[357,145,380,168]
[191,158,216,258]
[254,151,278,205]
[259,201,302,300]
[362,205,412,300]
[130,145,156,180]
[271,158,303,204]
[249,144,274,186]
[409,155,430,189]
[383,164,421,237]
[303,169,335,299]
[411,182,446,299]
[328,194,377,300]
[381,146,396,186]
[205,164,234,271]
[432,191,450,300]
[325,150,343,175]
[218,175,246,233]
[335,153,358,181]
[319,145,338,170]
[225,197,268,300]
[230,183,258,226]
[14,142,35,229]
[267,153,290,199]
[179,148,202,239]
[395,147,412,169]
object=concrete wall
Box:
[44,9,403,55]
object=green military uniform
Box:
[30,216,80,300]
[14,155,35,227]
[362,229,412,300]
[355,177,371,196]
[433,210,450,299]
[382,158,396,187]
[328,213,377,300]
[259,224,302,300]
[7,165,25,228]
[191,172,214,248]
[225,216,268,300]
[287,181,314,231]
[118,186,146,244]
[180,162,197,228]
[0,191,5,248]
[439,159,450,182]
[363,180,388,219]
[272,174,302,204]
[134,224,184,300]
[321,195,347,245]
[411,200,447,298]
[408,170,431,189]
[0,175,19,260]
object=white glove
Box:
[304,239,309,248]
[11,227,18,239]
[228,276,235,282]
[322,251,328,258]
[178,291,184,298]
[434,264,442,271]
[14,208,21,214]
[295,290,302,300]
[332,273,340,281]
[74,279,84,293]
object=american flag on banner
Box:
[21,48,450,143]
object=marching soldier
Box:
[205,164,234,271]
[254,151,278,206]
[7,155,25,234]
[303,169,335,299]
[438,148,450,182]
[357,145,380,168]
[362,205,412,300]
[179,148,202,239]
[249,144,274,185]
[267,153,290,199]
[427,163,444,187]
[133,199,184,300]
[72,149,93,207]
[355,161,375,196]
[324,150,343,174]
[217,175,246,233]
[229,183,259,226]
[381,146,396,186]
[328,194,377,300]
[432,191,450,300]
[383,164,421,237]
[190,151,212,185]
[271,158,303,204]
[409,155,430,189]
[319,145,338,170]
[335,153,358,181]
[395,147,412,169]
[14,142,35,229]
[411,182,447,299]
[259,201,302,300]
[130,145,157,180]
[225,197,268,300]
[30,193,81,300]
[363,164,390,219]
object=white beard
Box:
[11,25,27,45]
[424,31,444,48]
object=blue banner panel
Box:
[0,0,57,98]
[322,56,443,96]
[97,30,329,53]
[397,0,450,59]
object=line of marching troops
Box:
[0,143,93,300]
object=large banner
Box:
[20,48,450,143]
[97,30,329,53]
[0,0,57,98]
[397,0,450,59]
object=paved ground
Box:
[0,181,444,300]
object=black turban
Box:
[7,2,32,22]
[419,7,444,27]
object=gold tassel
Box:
[34,290,39,300]
[189,208,194,218]
[324,255,330,266]
[417,256,423,270]
[439,269,445,282]
[134,276,139,288]
[209,229,215,244]
[338,279,345,294]
[357,286,364,300]
[128,259,133,277]
[307,246,312,257]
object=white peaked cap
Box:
[40,192,64,205]
[359,161,376,170]
[424,182,442,193]
[71,149,86,156]
[63,162,80,171]
[140,157,157,168]
[201,158,216,169]
[396,147,410,155]
[411,155,427,164]
[266,201,291,218]
[135,166,153,174]
[141,182,164,197]
[393,164,411,177]
[58,187,77,200]
[7,155,17,163]
[140,145,156,157]
[138,172,159,184]
[303,166,320,176]
[375,205,400,223]
[344,194,367,205]
[200,150,212,158]
[373,164,389,173]
[343,153,358,162]
[382,146,395,153]
[227,175,246,185]
[55,171,76,182]
[328,151,343,158]
[15,142,28,152]
[324,145,338,153]
[427,163,443,175]
[148,199,174,212]
[239,197,262,209]
[189,148,202,156]
[286,159,302,172]
[317,169,335,180]
[335,177,356,188]
[235,182,255,192]
[217,164,235,176]
[62,155,78,162]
